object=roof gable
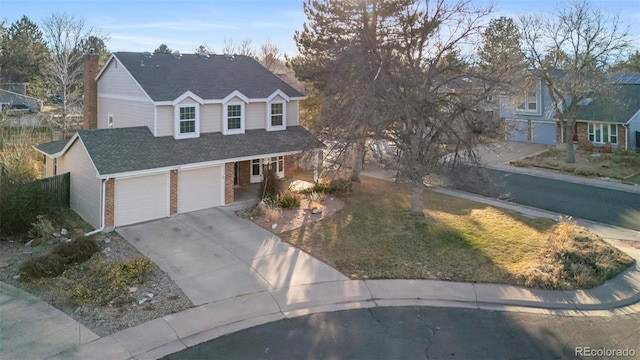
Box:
[112,52,304,102]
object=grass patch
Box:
[281,177,633,289]
[625,173,640,185]
[513,149,640,180]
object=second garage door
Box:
[178,166,224,213]
[115,173,169,227]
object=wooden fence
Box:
[27,172,70,210]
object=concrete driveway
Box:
[476,141,548,166]
[117,207,348,306]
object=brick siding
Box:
[104,178,114,227]
[170,170,178,215]
[225,162,234,204]
[83,53,99,130]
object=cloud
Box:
[103,20,238,31]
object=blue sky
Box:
[2,0,639,56]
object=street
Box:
[456,168,640,231]
[164,306,640,360]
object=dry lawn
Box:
[274,177,634,289]
[512,148,640,184]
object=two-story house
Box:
[34,51,323,230]
[501,73,640,151]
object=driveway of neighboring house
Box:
[117,207,348,306]
[475,141,548,166]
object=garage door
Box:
[505,119,529,142]
[115,173,169,226]
[531,122,556,145]
[178,166,223,213]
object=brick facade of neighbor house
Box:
[619,124,628,149]
[170,170,178,215]
[225,162,234,204]
[571,122,627,149]
[104,178,115,227]
[238,160,251,186]
[284,155,295,178]
[83,52,99,130]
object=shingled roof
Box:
[37,126,324,175]
[112,52,304,102]
[576,84,640,123]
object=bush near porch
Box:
[278,177,634,290]
[511,148,640,184]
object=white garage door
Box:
[178,166,223,213]
[115,173,169,226]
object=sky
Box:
[2,0,639,57]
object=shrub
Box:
[107,257,153,288]
[260,168,284,199]
[328,178,352,193]
[51,237,99,265]
[278,191,301,208]
[20,253,67,281]
[28,215,55,244]
[308,191,325,203]
[574,167,595,176]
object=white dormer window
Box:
[267,101,286,131]
[174,104,199,139]
[223,102,245,135]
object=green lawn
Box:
[281,177,633,288]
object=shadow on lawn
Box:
[282,176,554,285]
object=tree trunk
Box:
[410,182,424,216]
[350,123,367,183]
[564,121,576,163]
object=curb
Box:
[47,267,640,360]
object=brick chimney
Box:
[83,48,99,130]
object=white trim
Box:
[98,150,310,179]
[156,95,305,105]
[174,104,200,139]
[166,172,170,217]
[266,89,290,102]
[153,106,158,137]
[266,100,286,131]
[222,90,249,104]
[98,93,151,102]
[172,91,204,106]
[222,102,245,135]
[626,109,640,125]
[587,122,619,145]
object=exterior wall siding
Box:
[98,60,149,98]
[45,157,55,177]
[287,100,299,126]
[156,105,173,136]
[245,102,264,130]
[284,155,295,178]
[201,104,222,133]
[628,111,640,152]
[57,139,102,229]
[98,97,154,130]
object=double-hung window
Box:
[267,101,286,131]
[588,123,618,145]
[515,81,541,114]
[174,104,199,139]
[223,102,245,134]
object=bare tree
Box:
[221,37,255,57]
[41,13,107,138]
[195,42,215,55]
[518,0,632,163]
[258,38,282,72]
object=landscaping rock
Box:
[271,223,278,230]
[129,287,138,293]
[62,238,72,243]
[13,275,20,280]
[52,232,61,238]
[103,237,111,244]
[102,247,111,255]
[24,239,34,247]
[312,209,322,215]
[60,229,68,236]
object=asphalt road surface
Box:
[454,168,640,231]
[164,306,640,360]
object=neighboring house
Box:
[501,73,640,151]
[0,83,43,114]
[34,51,323,230]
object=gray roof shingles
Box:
[34,139,68,155]
[62,126,324,175]
[576,84,640,123]
[113,52,304,101]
